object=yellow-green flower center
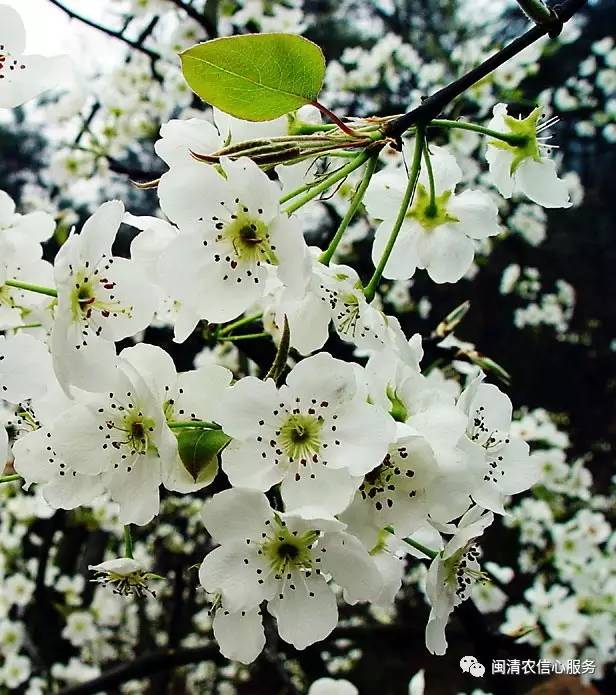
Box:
[69,269,130,323]
[279,413,323,461]
[116,412,156,456]
[490,106,542,174]
[407,185,459,231]
[224,211,278,266]
[261,520,318,577]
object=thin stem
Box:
[9,323,43,331]
[166,0,217,36]
[280,179,318,205]
[282,150,373,215]
[123,526,134,559]
[515,0,554,24]
[217,312,262,337]
[429,118,526,145]
[4,279,57,298]
[310,100,361,138]
[167,420,219,429]
[422,143,437,217]
[364,128,424,301]
[401,537,439,560]
[0,474,22,485]
[320,153,379,265]
[385,526,438,559]
[384,0,587,138]
[218,332,270,342]
[47,0,160,61]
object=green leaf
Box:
[177,429,231,483]
[180,33,325,121]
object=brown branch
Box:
[384,0,588,138]
[56,645,226,695]
[166,0,218,37]
[47,0,160,61]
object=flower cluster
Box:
[0,0,612,692]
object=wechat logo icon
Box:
[460,656,485,678]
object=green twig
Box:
[167,420,220,429]
[264,316,290,384]
[385,526,438,559]
[4,279,57,298]
[0,474,22,485]
[282,150,373,215]
[123,526,134,559]
[218,332,270,342]
[428,118,526,145]
[320,152,379,265]
[364,128,424,301]
[217,312,262,337]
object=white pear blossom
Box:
[365,349,471,523]
[120,342,232,492]
[61,611,97,647]
[30,343,230,520]
[126,213,202,343]
[0,333,54,404]
[308,678,358,695]
[486,104,571,208]
[364,144,501,283]
[339,500,409,606]
[425,506,494,655]
[0,4,71,108]
[199,488,382,655]
[0,619,24,654]
[5,573,35,608]
[158,157,308,325]
[344,435,437,538]
[51,201,157,392]
[49,354,176,524]
[457,373,538,514]
[154,117,221,172]
[0,246,54,330]
[273,253,403,355]
[0,189,55,256]
[217,352,395,514]
[12,378,108,512]
[1,653,31,689]
[89,557,159,597]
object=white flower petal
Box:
[213,608,265,664]
[516,157,571,208]
[447,189,501,239]
[201,489,273,545]
[268,573,337,649]
[319,531,383,603]
[199,544,273,612]
[422,225,475,284]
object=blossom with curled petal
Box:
[89,558,160,597]
[457,372,538,514]
[486,104,571,208]
[425,506,493,655]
